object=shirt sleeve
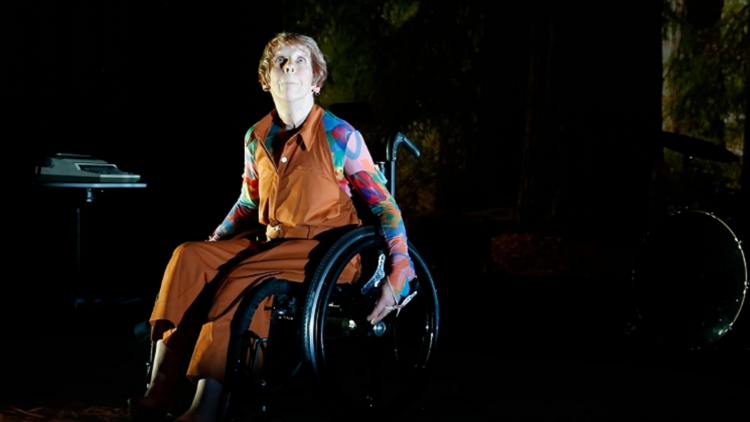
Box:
[209,130,260,240]
[343,130,415,299]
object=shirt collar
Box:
[251,105,323,150]
[296,104,322,149]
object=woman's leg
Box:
[129,332,194,418]
[173,378,223,422]
[182,238,361,385]
[147,338,182,397]
[131,239,261,420]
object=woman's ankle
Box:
[173,378,222,422]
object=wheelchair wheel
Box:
[223,278,304,416]
[302,226,440,412]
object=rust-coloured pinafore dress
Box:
[151,106,361,382]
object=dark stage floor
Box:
[2,271,749,422]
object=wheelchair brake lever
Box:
[361,253,386,295]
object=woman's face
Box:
[268,44,320,104]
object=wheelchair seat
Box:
[221,225,440,418]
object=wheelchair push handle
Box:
[386,132,420,162]
[384,132,420,197]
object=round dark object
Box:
[633,210,747,348]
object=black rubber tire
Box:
[222,278,303,417]
[302,226,440,413]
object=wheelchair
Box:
[220,225,439,419]
[179,132,441,420]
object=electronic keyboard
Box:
[36,153,141,183]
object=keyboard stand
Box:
[32,181,147,307]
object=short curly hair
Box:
[258,33,328,91]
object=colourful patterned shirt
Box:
[211,109,414,299]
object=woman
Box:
[129,32,415,422]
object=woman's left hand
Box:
[366,281,398,324]
[366,256,416,324]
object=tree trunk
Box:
[741,43,749,239]
[518,0,662,243]
[744,62,750,193]
[517,0,564,234]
